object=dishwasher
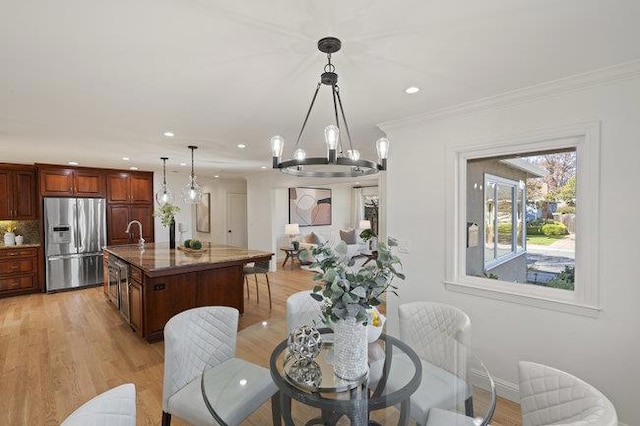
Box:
[107,257,130,322]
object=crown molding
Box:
[379,60,640,132]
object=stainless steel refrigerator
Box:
[44,197,106,292]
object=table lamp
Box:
[359,220,371,230]
[285,223,300,248]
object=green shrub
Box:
[541,222,568,236]
[190,240,202,250]
[497,223,512,233]
[526,220,544,235]
[546,266,575,290]
[557,206,575,214]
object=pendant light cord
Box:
[161,157,168,186]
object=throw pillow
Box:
[339,229,356,245]
[302,233,313,244]
[309,232,322,245]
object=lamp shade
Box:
[359,220,371,230]
[285,223,300,236]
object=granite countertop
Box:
[104,242,273,275]
[0,243,41,250]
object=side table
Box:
[280,247,302,270]
[362,250,378,266]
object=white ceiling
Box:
[1,0,639,177]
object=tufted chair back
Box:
[518,361,618,426]
[398,301,471,377]
[286,290,326,333]
[62,383,136,426]
[162,306,238,412]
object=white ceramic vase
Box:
[332,317,368,381]
[4,232,16,246]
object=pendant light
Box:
[270,37,389,178]
[182,145,203,204]
[155,157,174,205]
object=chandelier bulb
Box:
[376,137,390,160]
[347,149,360,161]
[270,135,284,157]
[324,125,339,150]
[293,148,306,162]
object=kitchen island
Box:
[103,242,272,342]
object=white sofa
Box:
[298,229,368,264]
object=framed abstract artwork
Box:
[196,192,211,233]
[289,187,332,226]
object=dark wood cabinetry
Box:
[106,170,154,246]
[129,266,143,332]
[141,265,243,341]
[0,247,41,296]
[107,172,153,204]
[0,165,37,220]
[107,204,154,245]
[38,165,105,197]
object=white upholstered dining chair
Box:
[286,290,326,333]
[162,306,278,426]
[61,383,136,426]
[518,361,618,426]
[385,301,473,426]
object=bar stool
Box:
[244,260,272,309]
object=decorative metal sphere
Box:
[287,325,323,361]
[288,359,322,388]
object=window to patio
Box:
[445,123,601,317]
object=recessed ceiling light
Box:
[122,157,130,161]
[405,86,420,94]
[163,131,175,137]
[129,166,139,171]
[179,162,187,166]
[261,166,267,169]
[68,161,79,166]
[214,175,219,178]
[237,144,247,149]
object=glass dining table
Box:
[201,316,496,426]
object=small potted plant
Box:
[359,227,377,250]
[155,203,180,248]
[308,241,403,379]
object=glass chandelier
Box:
[182,145,203,204]
[270,37,389,178]
[155,157,174,205]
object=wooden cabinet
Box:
[38,165,106,197]
[0,247,40,296]
[0,165,37,220]
[129,266,143,333]
[107,204,154,245]
[107,172,153,204]
[141,266,243,341]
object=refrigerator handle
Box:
[73,199,79,249]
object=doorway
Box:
[226,193,247,247]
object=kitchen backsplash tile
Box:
[0,220,40,244]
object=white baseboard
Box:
[469,368,519,402]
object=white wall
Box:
[381,66,640,423]
[192,178,247,244]
[247,173,369,268]
[152,171,246,245]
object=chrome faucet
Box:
[125,220,145,249]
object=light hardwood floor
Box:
[0,266,521,425]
